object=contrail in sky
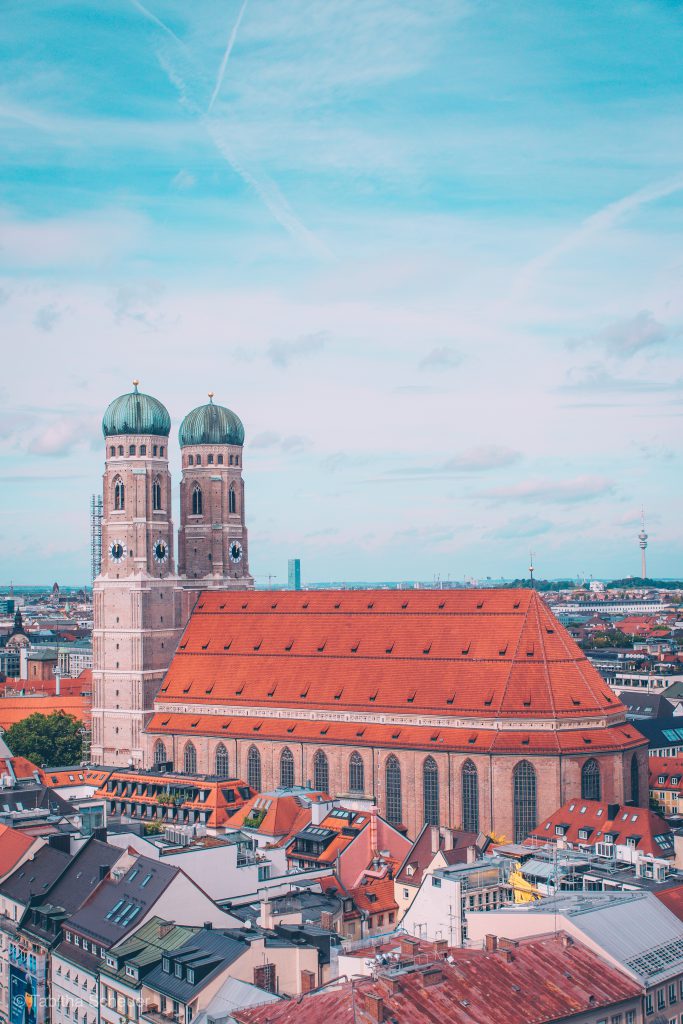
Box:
[207,0,251,113]
[128,0,183,45]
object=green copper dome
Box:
[102,382,171,438]
[179,394,245,447]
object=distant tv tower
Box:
[529,550,535,589]
[638,509,648,579]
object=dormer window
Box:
[162,957,170,973]
[187,969,195,984]
[175,964,183,979]
[659,776,666,784]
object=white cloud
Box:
[480,476,616,505]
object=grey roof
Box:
[229,888,341,927]
[635,720,683,748]
[144,929,247,1001]
[68,855,178,946]
[0,785,76,817]
[0,844,70,905]
[21,838,120,946]
[192,977,280,1024]
[497,891,683,984]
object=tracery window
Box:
[229,484,236,514]
[513,760,537,843]
[349,751,364,794]
[113,477,125,511]
[385,755,402,825]
[215,743,229,778]
[423,756,439,826]
[152,477,162,511]
[192,485,203,515]
[313,750,329,793]
[183,742,197,774]
[280,747,295,788]
[153,740,166,765]
[461,759,479,834]
[581,758,601,801]
[247,745,261,791]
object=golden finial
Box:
[208,391,215,402]
[132,379,140,391]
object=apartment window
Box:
[258,865,270,882]
[403,888,409,899]
[669,983,677,1004]
[431,876,441,888]
[626,1012,635,1024]
[175,964,183,979]
[611,1015,622,1024]
[657,990,665,1011]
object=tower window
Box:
[192,485,203,516]
[129,445,136,456]
[217,455,223,465]
[113,477,125,511]
[160,446,165,457]
[118,446,124,456]
[229,455,233,465]
[140,444,146,455]
[188,455,194,466]
[229,484,236,514]
[196,454,201,465]
[152,477,162,511]
[235,455,239,465]
[109,446,115,456]
[153,445,158,456]
[208,454,214,464]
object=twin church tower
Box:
[90,383,253,767]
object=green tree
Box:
[4,711,84,768]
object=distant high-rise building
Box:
[288,558,301,590]
[638,510,648,579]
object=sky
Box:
[1,0,682,585]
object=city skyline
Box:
[2,1,682,583]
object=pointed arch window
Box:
[313,750,329,793]
[113,477,125,511]
[229,484,236,514]
[423,756,439,826]
[280,747,295,788]
[461,759,479,833]
[349,752,364,794]
[513,760,537,843]
[183,742,197,774]
[385,755,402,825]
[581,758,601,801]
[247,745,261,792]
[192,485,203,516]
[153,740,167,765]
[631,753,640,805]
[152,477,162,511]
[215,743,229,778]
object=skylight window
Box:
[105,901,124,920]
[140,873,153,888]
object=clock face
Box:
[153,539,169,563]
[110,541,126,562]
[229,540,243,563]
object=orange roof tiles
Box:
[0,696,90,729]
[96,769,254,827]
[224,792,326,837]
[649,756,683,793]
[0,824,37,879]
[655,884,683,922]
[156,589,624,722]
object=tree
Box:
[4,711,84,768]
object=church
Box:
[92,383,647,842]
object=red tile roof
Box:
[155,589,626,722]
[95,770,255,827]
[655,884,683,922]
[234,933,641,1024]
[528,798,674,857]
[0,824,37,878]
[649,756,683,793]
[0,696,90,729]
[224,792,327,837]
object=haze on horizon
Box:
[1,0,682,586]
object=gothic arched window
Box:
[183,742,197,774]
[215,743,229,778]
[349,752,364,794]
[152,477,162,511]
[581,758,601,801]
[113,477,125,511]
[247,746,261,792]
[280,747,295,788]
[513,760,537,843]
[153,740,167,765]
[313,750,329,793]
[631,754,640,805]
[461,759,479,834]
[229,484,236,514]
[423,756,439,826]
[385,755,402,825]
[192,485,203,516]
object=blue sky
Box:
[1,0,682,585]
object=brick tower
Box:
[90,382,184,767]
[177,394,253,587]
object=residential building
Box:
[394,825,486,918]
[649,757,683,816]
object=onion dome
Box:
[179,393,245,447]
[102,381,171,438]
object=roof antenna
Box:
[529,551,535,589]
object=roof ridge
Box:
[531,591,556,718]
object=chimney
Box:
[501,949,514,963]
[430,827,441,854]
[433,939,448,955]
[203,922,213,931]
[421,967,444,988]
[300,970,316,994]
[399,936,419,957]
[99,865,110,881]
[466,845,477,865]
[606,804,619,822]
[158,921,175,938]
[561,934,573,949]
[485,934,498,952]
[364,993,384,1023]
[259,900,274,930]
[442,829,456,852]
[311,797,335,826]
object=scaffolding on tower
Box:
[90,494,103,585]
